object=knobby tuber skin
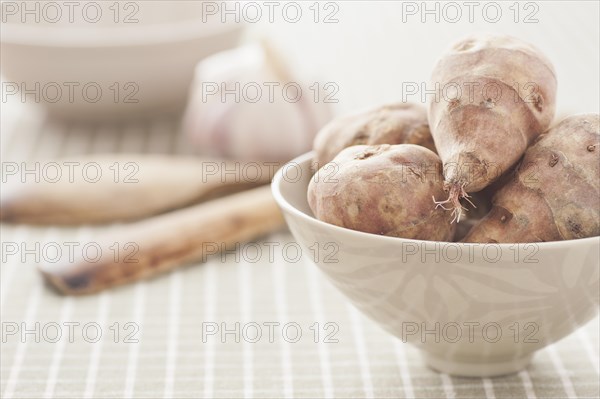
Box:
[464,114,600,243]
[308,144,455,241]
[313,102,435,167]
[429,33,557,222]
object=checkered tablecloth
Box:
[1,106,599,399]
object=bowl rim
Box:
[272,151,600,249]
[0,17,244,48]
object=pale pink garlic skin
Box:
[183,43,331,163]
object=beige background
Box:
[261,1,599,116]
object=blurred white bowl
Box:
[0,1,244,121]
[272,151,600,377]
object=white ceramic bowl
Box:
[0,1,244,120]
[272,151,600,377]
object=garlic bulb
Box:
[182,42,331,162]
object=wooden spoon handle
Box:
[39,186,284,295]
[1,154,281,225]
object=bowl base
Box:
[424,353,534,377]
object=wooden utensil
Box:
[39,186,284,295]
[1,154,281,225]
